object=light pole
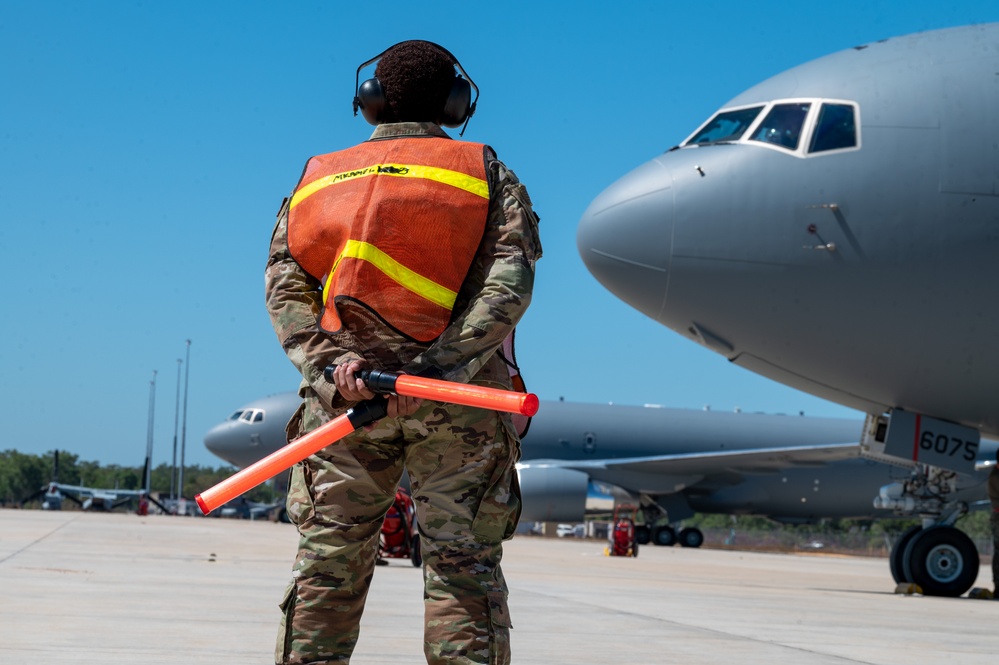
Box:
[178,340,191,505]
[171,357,182,501]
[145,370,156,494]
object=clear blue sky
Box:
[2,2,996,468]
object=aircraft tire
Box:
[410,535,422,568]
[653,525,677,546]
[635,525,651,545]
[679,527,704,548]
[889,525,921,583]
[902,526,979,597]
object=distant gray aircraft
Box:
[25,481,149,512]
[21,451,164,512]
[577,23,999,595]
[202,391,995,574]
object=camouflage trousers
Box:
[992,512,999,589]
[276,397,521,665]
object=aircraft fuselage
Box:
[578,24,999,437]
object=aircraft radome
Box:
[578,23,999,596]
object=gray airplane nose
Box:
[203,422,238,458]
[577,158,674,320]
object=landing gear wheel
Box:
[653,525,677,546]
[635,525,651,545]
[889,525,922,584]
[410,535,422,567]
[679,527,704,548]
[632,541,639,557]
[902,526,979,597]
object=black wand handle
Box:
[323,365,400,394]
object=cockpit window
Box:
[749,103,811,150]
[809,103,857,153]
[680,99,859,157]
[234,409,265,423]
[686,106,764,145]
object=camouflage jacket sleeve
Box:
[989,467,999,509]
[264,197,357,409]
[404,152,543,384]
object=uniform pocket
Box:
[470,463,522,543]
[274,581,297,664]
[285,461,315,527]
[282,401,317,526]
[487,589,512,665]
[284,401,306,441]
[508,181,543,263]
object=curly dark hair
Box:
[374,41,457,123]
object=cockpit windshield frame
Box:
[233,408,265,423]
[683,104,765,146]
[680,98,861,158]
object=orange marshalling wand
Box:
[195,369,539,515]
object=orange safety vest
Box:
[287,137,490,341]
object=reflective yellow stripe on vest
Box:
[291,163,489,210]
[324,240,458,310]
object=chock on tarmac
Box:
[968,587,995,600]
[894,582,923,596]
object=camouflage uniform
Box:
[265,122,542,664]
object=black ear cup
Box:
[356,77,386,125]
[440,76,472,128]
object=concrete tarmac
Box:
[1,509,995,664]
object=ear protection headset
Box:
[352,40,479,135]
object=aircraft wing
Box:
[526,442,861,495]
[54,483,147,498]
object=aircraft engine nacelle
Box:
[517,465,589,523]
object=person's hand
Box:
[332,361,422,420]
[331,360,376,402]
[386,394,422,419]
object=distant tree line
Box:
[0,450,280,507]
[683,511,994,555]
